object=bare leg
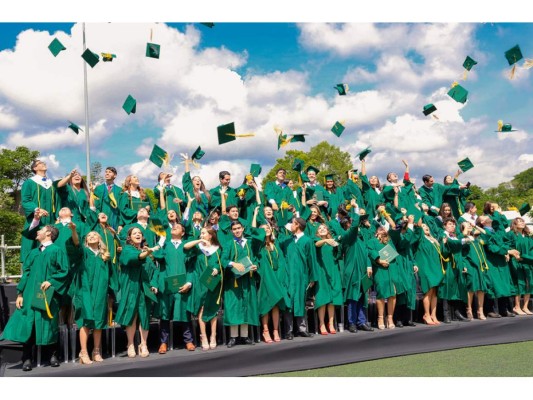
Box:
[261,313,272,342]
[197,307,209,350]
[317,305,326,333]
[139,322,150,357]
[514,296,526,315]
[376,299,385,329]
[79,326,89,354]
[125,315,137,357]
[209,317,217,348]
[386,296,396,329]
[466,291,474,319]
[327,304,336,332]
[477,291,486,319]
[430,289,439,324]
[92,329,103,361]
[422,291,431,319]
[271,306,280,342]
[523,294,532,314]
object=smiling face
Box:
[128,227,143,245]
[104,168,116,182]
[98,212,108,224]
[264,206,273,219]
[192,176,202,189]
[276,169,286,182]
[325,180,334,189]
[167,210,177,222]
[36,226,51,242]
[444,175,453,185]
[261,224,272,236]
[71,172,82,185]
[171,224,184,238]
[220,174,231,187]
[130,175,139,186]
[307,170,316,182]
[369,176,379,187]
[33,160,47,174]
[200,228,212,243]
[86,231,101,245]
[317,223,329,238]
[310,206,319,220]
[444,220,456,234]
[422,224,431,236]
[228,206,239,220]
[287,180,294,190]
[231,223,244,239]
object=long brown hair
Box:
[122,175,147,200]
[202,227,220,247]
[308,205,325,224]
[511,217,531,235]
[192,175,211,203]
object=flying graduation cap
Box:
[146,42,161,59]
[81,48,100,68]
[48,38,66,57]
[422,104,438,119]
[331,121,346,137]
[67,121,83,134]
[496,120,517,132]
[122,95,137,115]
[200,23,215,28]
[457,157,474,173]
[334,83,349,96]
[504,45,523,80]
[101,53,117,62]
[149,144,171,168]
[447,82,468,104]
[462,56,477,80]
[356,147,372,161]
[217,122,255,145]
[274,126,307,150]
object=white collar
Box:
[31,175,52,189]
[294,232,304,241]
[40,241,53,249]
[199,243,219,256]
[129,190,140,198]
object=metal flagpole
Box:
[82,22,91,189]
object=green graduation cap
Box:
[519,202,531,216]
[146,42,161,59]
[324,173,336,182]
[422,103,437,116]
[334,83,349,96]
[122,95,137,115]
[249,163,262,177]
[149,144,170,168]
[290,134,306,143]
[81,48,100,68]
[305,165,320,175]
[457,157,474,173]
[356,147,372,161]
[463,56,478,71]
[496,120,517,132]
[191,146,205,160]
[447,83,468,104]
[200,23,215,28]
[48,38,66,57]
[505,45,523,66]
[217,122,236,145]
[67,121,83,134]
[331,121,345,137]
[292,158,305,172]
[101,52,117,62]
[300,171,310,183]
[31,284,55,314]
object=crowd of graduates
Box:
[1,154,533,372]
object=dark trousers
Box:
[347,297,367,326]
[21,326,56,362]
[159,319,193,345]
[282,311,307,335]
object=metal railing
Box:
[0,234,21,282]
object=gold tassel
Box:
[463,70,468,80]
[524,59,533,69]
[497,120,504,132]
[215,252,224,305]
[108,306,113,326]
[234,278,238,288]
[226,133,256,138]
[509,64,517,80]
[108,192,118,208]
[42,289,53,319]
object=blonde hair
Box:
[84,231,111,261]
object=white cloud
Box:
[0,104,18,129]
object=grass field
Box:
[264,340,533,377]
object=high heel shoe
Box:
[79,351,93,364]
[92,348,103,362]
[262,330,273,343]
[328,323,337,334]
[513,307,526,316]
[431,316,441,325]
[127,344,136,358]
[477,310,487,320]
[377,316,385,330]
[387,316,395,330]
[522,307,533,315]
[209,335,217,350]
[139,343,150,358]
[272,330,281,342]
[200,334,209,351]
[319,324,328,335]
[422,315,436,325]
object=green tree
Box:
[263,141,353,187]
[0,146,40,210]
[90,161,103,185]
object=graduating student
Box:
[184,227,223,351]
[443,171,471,220]
[92,166,122,230]
[20,159,58,262]
[360,159,383,220]
[74,231,117,364]
[153,172,186,220]
[1,219,69,371]
[152,223,196,354]
[56,169,90,223]
[418,174,460,217]
[118,175,154,227]
[251,207,290,343]
[264,168,294,216]
[119,207,159,248]
[280,217,319,339]
[221,220,260,347]
[115,227,159,358]
[209,170,238,210]
[182,158,211,216]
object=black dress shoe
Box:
[504,310,516,317]
[404,320,416,327]
[348,324,357,333]
[395,320,404,328]
[357,323,374,332]
[487,312,502,318]
[285,333,294,340]
[227,337,237,348]
[50,352,60,367]
[454,309,470,322]
[297,331,312,337]
[22,359,32,372]
[242,337,254,345]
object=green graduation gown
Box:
[93,182,122,229]
[412,226,446,294]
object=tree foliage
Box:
[90,161,103,185]
[263,141,353,187]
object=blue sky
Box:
[1,6,533,191]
